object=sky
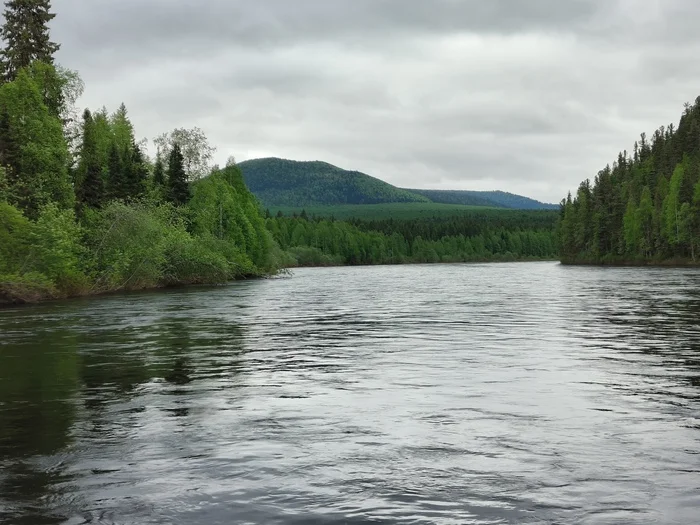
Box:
[48,0,700,204]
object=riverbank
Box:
[560,257,700,268]
[1,257,558,307]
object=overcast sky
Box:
[49,0,699,203]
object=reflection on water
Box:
[0,263,699,524]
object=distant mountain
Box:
[238,157,557,210]
[238,158,429,207]
[406,189,558,210]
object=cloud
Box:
[46,0,700,202]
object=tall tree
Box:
[106,141,124,200]
[0,68,72,217]
[125,140,148,200]
[75,109,104,210]
[167,144,189,205]
[0,0,60,82]
[153,154,165,189]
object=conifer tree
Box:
[76,109,104,209]
[126,141,148,199]
[167,143,189,205]
[0,0,60,82]
[153,154,165,189]
[106,141,124,200]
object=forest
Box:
[268,213,557,267]
[559,97,700,264]
[239,157,429,207]
[0,0,279,303]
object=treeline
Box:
[0,1,277,303]
[268,215,557,266]
[560,97,700,264]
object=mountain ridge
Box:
[238,157,556,210]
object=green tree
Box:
[0,0,60,82]
[125,140,148,200]
[0,68,72,218]
[106,141,124,200]
[75,109,105,210]
[623,196,641,256]
[167,144,189,206]
[637,186,654,258]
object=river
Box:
[1,262,699,524]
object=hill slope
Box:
[238,158,429,207]
[238,157,556,211]
[406,189,558,210]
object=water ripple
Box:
[1,263,700,524]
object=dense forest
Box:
[0,0,278,303]
[560,97,700,264]
[240,157,556,210]
[239,158,429,207]
[268,212,557,266]
[406,189,557,210]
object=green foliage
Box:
[239,157,430,207]
[75,108,105,210]
[0,67,73,218]
[0,200,31,273]
[0,3,279,303]
[268,214,557,267]
[167,144,189,206]
[189,165,274,270]
[560,99,700,263]
[28,203,86,291]
[0,201,86,302]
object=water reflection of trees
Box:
[0,305,248,524]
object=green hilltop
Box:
[238,157,556,210]
[238,158,429,207]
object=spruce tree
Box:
[153,154,165,188]
[0,0,60,82]
[126,141,148,199]
[167,143,189,205]
[75,109,104,209]
[106,141,125,200]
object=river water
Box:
[0,262,699,524]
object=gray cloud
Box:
[44,0,700,202]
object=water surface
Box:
[1,262,699,524]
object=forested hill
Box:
[560,97,700,264]
[238,157,555,210]
[238,158,429,207]
[406,189,558,210]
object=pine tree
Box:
[75,109,104,210]
[106,141,124,200]
[153,154,165,188]
[126,141,148,199]
[0,0,60,82]
[167,144,189,205]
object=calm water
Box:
[1,262,699,525]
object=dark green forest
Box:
[239,157,429,207]
[560,98,700,264]
[268,212,557,267]
[405,189,557,210]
